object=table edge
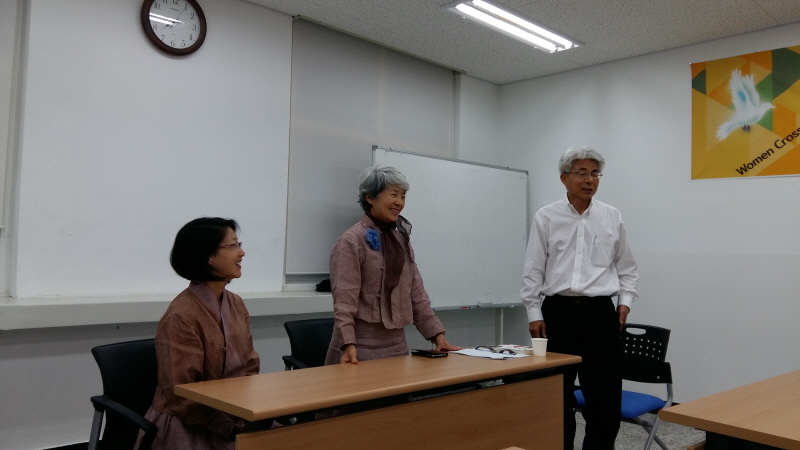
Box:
[175,353,581,421]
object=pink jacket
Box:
[329,215,445,347]
[149,283,259,439]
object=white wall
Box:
[456,75,501,165]
[285,20,455,277]
[498,23,800,402]
[12,0,291,298]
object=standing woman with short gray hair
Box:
[325,165,461,364]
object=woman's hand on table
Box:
[340,344,359,364]
[432,333,463,351]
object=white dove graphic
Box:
[717,69,774,140]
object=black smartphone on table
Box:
[411,349,449,358]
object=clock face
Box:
[142,0,207,56]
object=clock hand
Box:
[160,6,183,29]
[160,6,187,35]
[160,6,178,29]
[172,7,185,27]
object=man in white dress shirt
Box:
[521,146,638,450]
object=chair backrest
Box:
[620,323,672,384]
[284,318,334,368]
[91,339,158,442]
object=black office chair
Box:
[575,323,673,450]
[88,339,158,450]
[282,318,334,370]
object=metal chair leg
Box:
[634,414,667,450]
[88,409,104,450]
[644,415,667,450]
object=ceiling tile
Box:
[244,0,800,84]
[754,0,800,25]
[712,1,782,33]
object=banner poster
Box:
[691,45,800,179]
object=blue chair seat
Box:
[574,389,666,418]
[620,391,666,419]
[574,389,586,408]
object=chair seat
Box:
[574,389,666,418]
[574,389,586,408]
[620,391,666,418]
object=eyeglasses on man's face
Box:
[565,171,603,181]
[219,242,243,250]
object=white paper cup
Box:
[531,338,548,356]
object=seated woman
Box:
[326,165,461,365]
[140,217,259,450]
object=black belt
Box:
[549,294,612,307]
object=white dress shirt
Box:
[521,195,639,322]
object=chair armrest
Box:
[90,395,157,449]
[282,355,309,370]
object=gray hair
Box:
[558,146,606,173]
[357,165,409,213]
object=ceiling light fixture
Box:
[445,0,579,53]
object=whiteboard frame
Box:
[373,145,528,177]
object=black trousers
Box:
[543,295,622,450]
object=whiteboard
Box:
[373,146,528,308]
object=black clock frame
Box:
[141,0,207,56]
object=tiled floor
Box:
[575,412,706,450]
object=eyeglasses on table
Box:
[475,345,517,355]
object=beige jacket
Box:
[150,282,260,438]
[329,215,445,347]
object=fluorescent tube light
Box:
[446,0,579,53]
[472,0,575,49]
[454,4,557,52]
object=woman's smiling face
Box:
[208,227,244,282]
[367,184,406,222]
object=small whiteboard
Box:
[373,146,528,308]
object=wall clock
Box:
[141,0,207,56]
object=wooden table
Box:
[659,370,800,450]
[175,352,581,450]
